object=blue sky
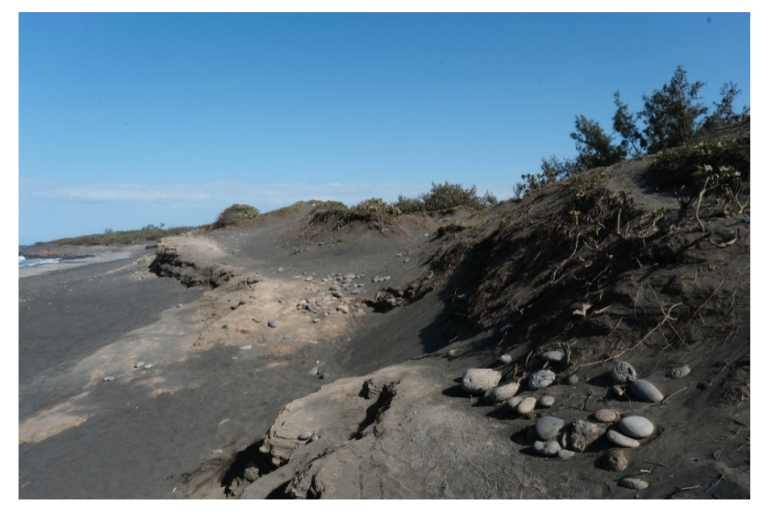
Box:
[18,12,750,244]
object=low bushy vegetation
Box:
[212,203,260,229]
[396,182,497,213]
[517,65,750,196]
[50,224,194,246]
[649,135,750,189]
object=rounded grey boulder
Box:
[537,395,555,408]
[541,350,565,363]
[517,397,537,414]
[268,320,280,328]
[528,369,556,390]
[619,477,649,490]
[629,379,664,403]
[298,431,313,441]
[535,416,564,440]
[610,361,637,384]
[507,396,524,410]
[534,440,561,457]
[593,409,620,423]
[558,449,575,460]
[607,429,640,448]
[618,416,654,439]
[498,354,512,365]
[565,375,579,385]
[488,382,519,404]
[461,368,502,395]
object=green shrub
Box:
[397,182,496,213]
[352,198,401,218]
[213,203,260,229]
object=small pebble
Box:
[606,429,640,448]
[565,375,579,385]
[313,318,320,323]
[537,395,555,408]
[602,448,629,471]
[462,368,502,394]
[534,440,561,457]
[298,432,313,441]
[619,477,649,490]
[618,416,654,439]
[517,397,537,414]
[488,383,520,403]
[507,396,524,410]
[310,434,320,442]
[557,449,575,460]
[667,364,691,379]
[629,379,664,403]
[134,361,145,368]
[240,345,252,350]
[268,320,280,328]
[499,354,512,365]
[535,416,564,440]
[610,361,637,384]
[102,376,115,382]
[593,409,621,423]
[143,364,153,369]
[541,350,564,363]
[528,369,556,390]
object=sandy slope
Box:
[19,131,750,499]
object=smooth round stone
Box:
[517,397,537,414]
[618,416,655,439]
[558,449,575,460]
[610,361,637,384]
[268,320,280,328]
[535,416,564,440]
[619,477,649,490]
[537,395,555,408]
[542,350,565,363]
[528,369,556,390]
[298,432,313,441]
[507,396,524,410]
[462,368,502,394]
[488,382,519,403]
[499,354,512,365]
[565,375,579,385]
[102,376,115,382]
[593,409,621,423]
[630,380,664,403]
[607,429,640,449]
[534,440,561,457]
[667,364,691,379]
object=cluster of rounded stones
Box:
[459,354,665,490]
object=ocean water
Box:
[18,255,61,268]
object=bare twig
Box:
[686,278,725,328]
[695,176,711,233]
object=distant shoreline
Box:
[19,244,153,279]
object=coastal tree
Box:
[639,65,708,153]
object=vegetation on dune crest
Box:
[396,182,498,213]
[518,65,750,196]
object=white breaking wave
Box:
[19,257,61,268]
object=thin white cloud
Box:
[20,179,515,210]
